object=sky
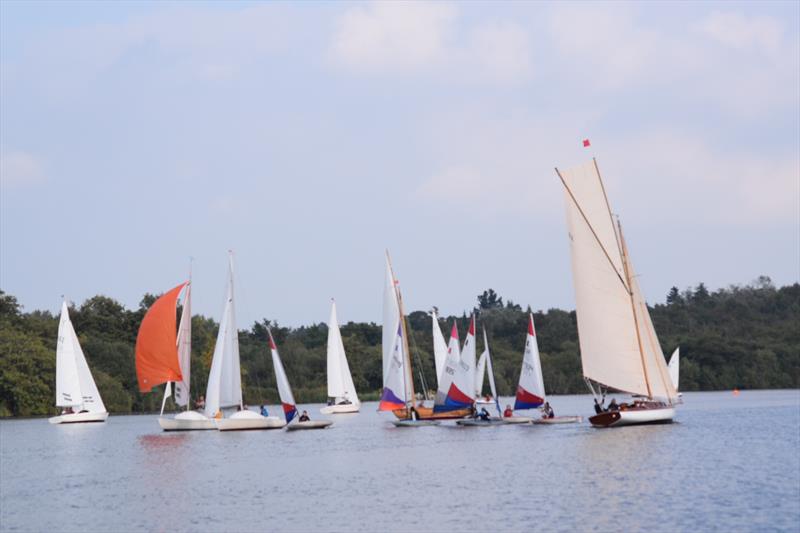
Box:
[1,1,798,328]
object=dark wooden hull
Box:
[392,406,472,420]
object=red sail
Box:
[135,282,187,392]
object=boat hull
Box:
[320,403,360,414]
[392,420,440,427]
[456,418,506,427]
[286,420,333,430]
[159,410,216,431]
[392,406,472,421]
[532,416,583,425]
[502,416,533,424]
[48,411,108,424]
[216,411,286,431]
[589,405,674,428]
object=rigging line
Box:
[593,158,627,272]
[555,166,630,294]
[407,319,430,401]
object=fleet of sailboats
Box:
[557,158,679,427]
[49,151,682,433]
[49,300,108,424]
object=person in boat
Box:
[61,406,74,415]
[478,407,491,421]
[593,398,604,414]
[409,406,419,421]
[340,398,352,405]
[214,410,223,419]
[260,404,269,417]
[608,398,619,412]
[298,410,310,422]
[503,405,513,418]
[542,402,554,419]
[484,394,491,402]
[195,395,205,410]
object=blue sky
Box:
[1,1,798,327]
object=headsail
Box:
[482,328,502,417]
[326,300,359,405]
[461,315,477,396]
[204,252,243,417]
[434,322,474,412]
[558,159,677,402]
[268,330,298,423]
[668,347,680,390]
[475,349,487,398]
[515,314,545,410]
[135,282,188,392]
[431,309,448,387]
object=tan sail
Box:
[558,159,677,402]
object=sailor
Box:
[503,405,513,418]
[593,397,604,414]
[608,398,619,412]
[194,395,205,410]
[543,402,555,419]
[260,404,269,417]
[298,410,311,422]
[478,407,491,421]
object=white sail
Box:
[475,349,487,397]
[174,283,192,407]
[205,252,243,417]
[461,315,477,393]
[269,330,297,423]
[55,301,82,408]
[516,314,546,405]
[55,301,106,413]
[434,322,474,410]
[482,329,501,416]
[668,347,680,390]
[380,253,412,407]
[431,309,448,387]
[326,300,359,404]
[559,159,677,402]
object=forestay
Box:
[326,300,358,404]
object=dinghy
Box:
[136,280,215,430]
[455,327,507,427]
[209,252,284,431]
[557,158,679,427]
[269,329,332,431]
[320,300,360,414]
[531,416,583,425]
[49,300,108,424]
[392,419,440,427]
[379,252,471,423]
[456,418,505,427]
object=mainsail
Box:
[268,329,298,423]
[431,309,448,387]
[204,252,243,417]
[174,285,192,407]
[475,350,487,398]
[326,300,359,405]
[482,328,502,416]
[434,322,474,412]
[379,252,414,410]
[461,316,477,395]
[514,314,545,409]
[558,159,677,402]
[55,301,106,413]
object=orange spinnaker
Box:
[135,282,188,392]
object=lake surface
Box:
[1,390,799,532]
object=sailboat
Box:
[209,252,285,431]
[456,327,506,426]
[320,300,360,414]
[557,158,679,427]
[268,329,332,430]
[136,281,214,430]
[668,347,682,398]
[49,300,109,424]
[380,251,472,424]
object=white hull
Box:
[216,411,285,431]
[392,419,440,427]
[456,418,506,427]
[48,411,108,424]
[502,416,532,424]
[532,415,583,425]
[320,403,360,414]
[590,406,675,428]
[286,420,333,430]
[159,410,216,431]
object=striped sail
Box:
[515,314,546,410]
[434,322,474,412]
[268,330,297,423]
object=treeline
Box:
[0,277,797,416]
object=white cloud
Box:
[0,149,45,188]
[329,2,456,73]
[696,11,783,57]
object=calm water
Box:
[1,390,799,532]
